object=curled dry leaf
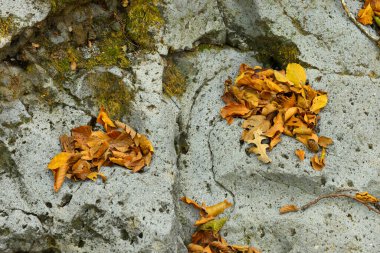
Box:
[310,148,326,171]
[203,199,233,217]
[355,192,379,203]
[182,197,261,253]
[47,107,154,192]
[279,204,299,214]
[221,63,331,169]
[295,149,305,161]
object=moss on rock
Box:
[0,16,14,38]
[84,72,135,118]
[163,59,187,97]
[126,0,164,49]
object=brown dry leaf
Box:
[355,192,379,203]
[295,149,305,161]
[318,136,333,148]
[357,3,374,25]
[47,107,154,192]
[279,204,299,214]
[221,104,250,124]
[221,63,331,170]
[247,129,271,163]
[183,198,260,252]
[371,0,380,12]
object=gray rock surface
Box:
[0,0,379,252]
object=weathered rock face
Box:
[0,0,379,252]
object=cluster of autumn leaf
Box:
[357,0,380,26]
[181,197,260,253]
[221,63,333,170]
[47,108,154,192]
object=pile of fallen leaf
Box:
[221,63,332,170]
[357,0,380,26]
[181,197,260,253]
[47,107,154,192]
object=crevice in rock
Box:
[208,118,236,213]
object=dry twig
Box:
[300,193,380,214]
[340,0,380,44]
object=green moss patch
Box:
[0,16,14,37]
[84,72,135,118]
[163,59,187,97]
[126,0,164,49]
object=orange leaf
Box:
[54,166,69,192]
[221,104,250,124]
[295,149,305,161]
[195,216,215,226]
[187,243,204,252]
[203,199,232,217]
[181,196,203,211]
[48,152,73,170]
[318,136,333,148]
[279,204,299,214]
[97,106,116,131]
[357,4,374,25]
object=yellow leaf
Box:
[279,204,299,214]
[310,94,328,113]
[355,192,379,203]
[286,63,307,86]
[274,70,289,83]
[203,199,232,217]
[198,217,228,232]
[87,172,98,181]
[48,152,73,170]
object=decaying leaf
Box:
[182,197,261,253]
[279,204,299,214]
[355,192,379,203]
[221,63,332,170]
[47,107,154,192]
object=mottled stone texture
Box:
[0,0,379,252]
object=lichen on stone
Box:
[163,59,187,97]
[0,16,14,38]
[84,71,135,118]
[85,32,131,69]
[126,0,164,49]
[253,35,300,68]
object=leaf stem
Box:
[340,0,380,44]
[299,192,380,214]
